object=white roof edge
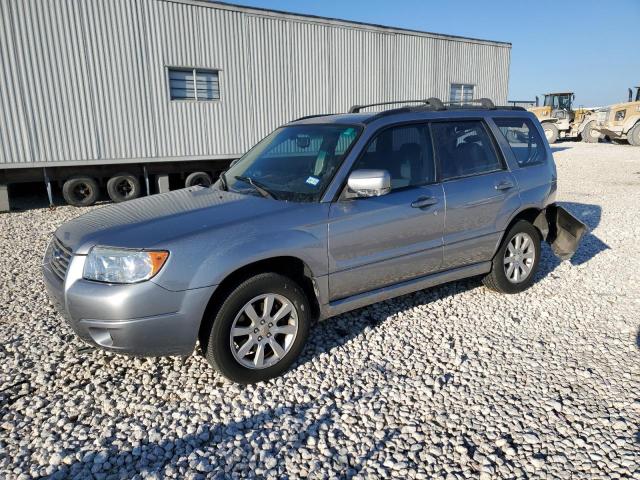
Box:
[163,0,512,48]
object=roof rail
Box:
[293,113,332,121]
[348,97,445,113]
[445,98,496,109]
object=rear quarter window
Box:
[494,118,547,167]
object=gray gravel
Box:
[1,142,639,479]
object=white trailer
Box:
[0,0,511,211]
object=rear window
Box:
[494,118,547,167]
[431,121,502,180]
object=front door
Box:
[328,123,445,300]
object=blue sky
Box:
[231,0,640,107]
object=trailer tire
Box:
[628,123,640,146]
[542,123,559,144]
[185,171,213,187]
[62,176,99,207]
[581,121,600,143]
[107,173,141,203]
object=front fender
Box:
[623,115,640,133]
[535,204,588,260]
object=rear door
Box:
[327,123,445,300]
[431,120,521,269]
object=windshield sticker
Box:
[306,176,320,186]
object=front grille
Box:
[596,109,610,125]
[47,236,72,281]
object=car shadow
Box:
[47,385,402,478]
[550,146,573,153]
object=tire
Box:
[542,123,559,144]
[203,273,311,384]
[185,171,212,187]
[581,121,600,143]
[482,220,541,294]
[62,176,99,207]
[627,123,640,146]
[106,173,141,203]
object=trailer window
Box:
[450,83,474,103]
[168,67,220,101]
[494,118,547,167]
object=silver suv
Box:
[43,98,586,383]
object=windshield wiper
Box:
[234,176,277,199]
[218,171,228,191]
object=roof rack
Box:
[349,97,446,113]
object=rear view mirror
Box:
[347,169,391,198]
[296,135,311,149]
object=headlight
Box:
[83,247,169,283]
[614,110,626,121]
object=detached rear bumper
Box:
[43,255,215,357]
[535,204,588,260]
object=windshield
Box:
[222,124,361,202]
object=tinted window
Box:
[431,121,502,180]
[353,124,435,190]
[494,118,546,167]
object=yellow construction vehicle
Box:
[594,87,640,146]
[527,92,597,144]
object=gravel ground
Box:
[1,142,639,479]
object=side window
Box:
[431,121,502,180]
[353,124,435,190]
[494,118,546,167]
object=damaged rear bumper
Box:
[534,204,588,260]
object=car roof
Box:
[288,106,534,128]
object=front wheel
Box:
[203,273,311,384]
[628,123,640,146]
[482,220,541,294]
[542,123,559,144]
[581,121,600,143]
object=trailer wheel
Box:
[185,171,213,187]
[628,123,640,146]
[62,176,99,207]
[107,173,141,203]
[542,123,559,144]
[581,121,600,143]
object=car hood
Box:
[56,187,299,254]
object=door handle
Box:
[411,196,438,209]
[494,180,515,191]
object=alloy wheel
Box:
[503,232,536,283]
[229,293,298,369]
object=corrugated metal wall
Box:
[0,0,511,167]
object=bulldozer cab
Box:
[542,92,574,111]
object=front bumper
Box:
[43,254,216,357]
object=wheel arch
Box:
[197,256,321,348]
[494,207,546,257]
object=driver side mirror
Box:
[346,169,391,198]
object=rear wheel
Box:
[62,176,99,207]
[628,123,640,146]
[581,121,600,143]
[542,123,559,144]
[203,273,311,384]
[106,173,141,203]
[483,220,541,294]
